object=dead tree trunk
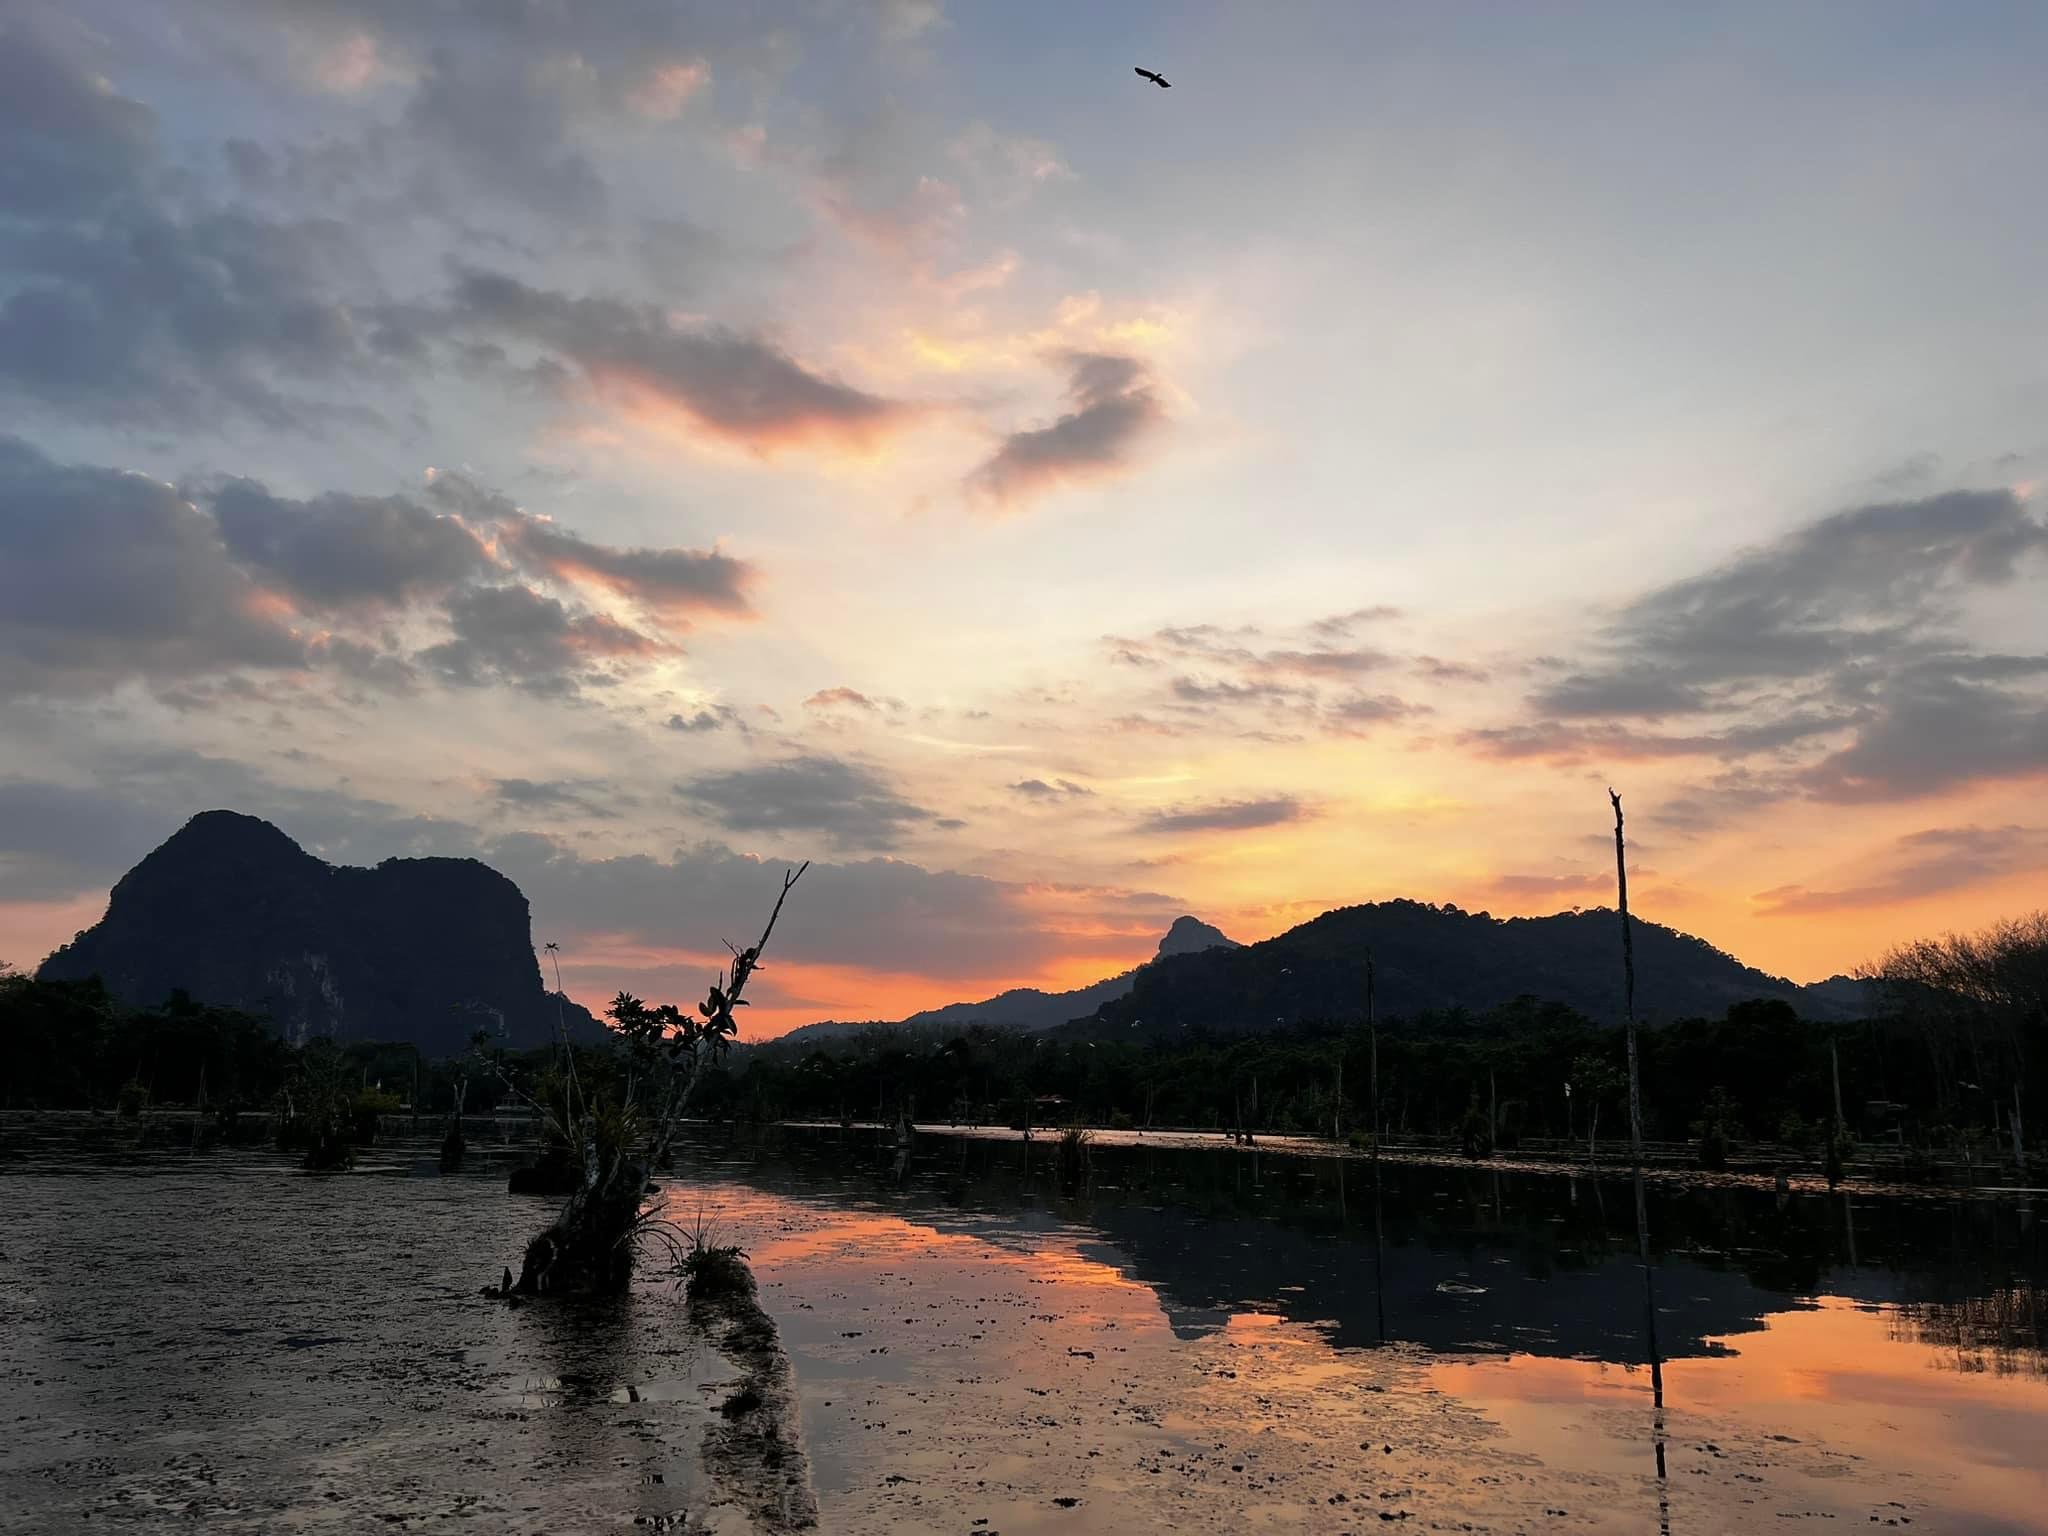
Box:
[1611,789,1665,1415]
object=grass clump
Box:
[684,1241,756,1303]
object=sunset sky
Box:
[4,2,2046,1036]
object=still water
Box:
[1,1119,2042,1534]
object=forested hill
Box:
[37,810,603,1054]
[1074,899,1866,1037]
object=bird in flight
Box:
[1135,66,1171,89]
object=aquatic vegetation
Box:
[116,1077,148,1119]
[1057,1122,1093,1182]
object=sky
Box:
[3,1,2046,1037]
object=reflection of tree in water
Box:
[682,1127,2048,1364]
[1889,1287,2046,1378]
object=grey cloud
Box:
[1458,710,1858,766]
[0,20,385,430]
[0,19,154,219]
[1259,647,1394,677]
[1308,606,1403,637]
[1534,673,1708,718]
[498,516,754,621]
[1754,825,2048,916]
[1113,620,1443,741]
[222,137,276,189]
[1137,797,1310,835]
[1170,675,1304,706]
[0,778,202,903]
[1540,490,2047,717]
[0,436,307,699]
[422,468,755,627]
[490,777,622,820]
[311,634,419,692]
[403,48,607,222]
[1,437,732,705]
[447,268,910,453]
[1799,674,2048,803]
[1327,693,1429,728]
[215,2,825,226]
[968,350,1165,507]
[420,583,665,695]
[666,705,746,734]
[1868,451,1942,492]
[0,203,374,427]
[209,477,492,608]
[677,754,935,851]
[1516,489,2048,802]
[1415,656,1491,684]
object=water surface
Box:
[1,1119,2041,1533]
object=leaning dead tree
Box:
[489,862,809,1295]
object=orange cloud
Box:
[628,58,708,120]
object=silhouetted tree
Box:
[492,863,807,1296]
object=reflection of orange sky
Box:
[723,1199,1157,1320]
[1427,1298,2048,1530]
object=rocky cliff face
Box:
[1154,915,1240,960]
[38,810,601,1052]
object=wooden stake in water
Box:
[1611,788,1668,1519]
[1367,948,1387,1344]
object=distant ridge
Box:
[1071,898,1868,1038]
[766,914,1241,1050]
[38,810,603,1053]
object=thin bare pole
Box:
[1611,788,1668,1521]
[1367,948,1386,1344]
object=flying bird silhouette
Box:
[1134,66,1171,89]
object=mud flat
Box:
[0,1144,796,1534]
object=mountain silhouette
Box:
[37,810,602,1053]
[1154,915,1239,959]
[1072,897,1865,1037]
[767,914,1241,1050]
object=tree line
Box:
[5,908,2041,1176]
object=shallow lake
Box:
[2,1119,2043,1533]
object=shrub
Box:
[1057,1123,1092,1182]
[684,1243,756,1303]
[352,1088,404,1143]
[1777,1111,1815,1153]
